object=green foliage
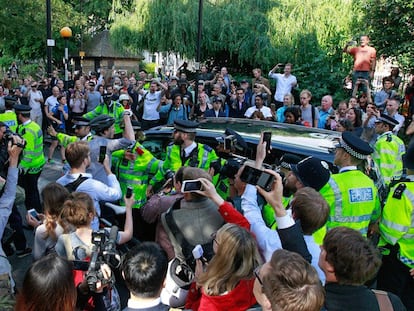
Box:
[362,0,414,70]
[110,0,355,101]
[0,0,82,59]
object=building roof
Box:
[81,30,142,59]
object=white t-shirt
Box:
[27,90,44,113]
[45,95,59,113]
[244,106,272,119]
[143,90,162,120]
[269,73,297,102]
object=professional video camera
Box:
[85,226,121,292]
[3,130,26,149]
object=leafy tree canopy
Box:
[110,0,357,100]
[363,0,414,71]
[0,0,112,63]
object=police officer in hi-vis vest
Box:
[148,119,220,196]
[15,104,46,212]
[373,113,406,186]
[324,131,380,237]
[377,144,414,310]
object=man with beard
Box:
[148,120,219,196]
[324,131,380,236]
[283,156,332,198]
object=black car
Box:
[142,118,340,169]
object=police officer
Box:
[112,120,162,240]
[148,120,219,195]
[377,144,414,310]
[14,104,46,213]
[48,116,93,147]
[0,96,18,132]
[324,131,380,236]
[83,93,125,138]
[373,113,406,186]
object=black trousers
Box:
[8,204,27,251]
[377,252,414,310]
[18,171,42,212]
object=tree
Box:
[0,1,81,60]
[110,0,356,101]
[362,0,414,70]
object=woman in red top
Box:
[186,222,262,311]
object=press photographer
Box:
[0,122,30,258]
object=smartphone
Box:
[126,186,133,199]
[181,180,202,192]
[192,244,204,260]
[263,131,272,153]
[270,103,276,112]
[240,165,274,192]
[28,208,40,221]
[98,145,107,163]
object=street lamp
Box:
[60,26,72,90]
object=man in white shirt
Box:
[26,82,44,127]
[268,63,297,107]
[244,93,273,120]
[384,97,405,134]
[140,80,168,130]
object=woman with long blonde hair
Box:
[186,223,262,311]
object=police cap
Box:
[375,113,399,129]
[279,153,302,170]
[72,116,90,128]
[4,95,17,104]
[337,131,373,159]
[290,156,331,191]
[174,120,198,133]
[14,104,32,112]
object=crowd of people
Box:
[0,34,414,311]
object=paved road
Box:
[9,145,64,289]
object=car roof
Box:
[145,117,340,164]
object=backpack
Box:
[161,198,216,289]
[64,175,89,193]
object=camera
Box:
[240,165,274,192]
[85,226,121,292]
[165,169,175,181]
[4,130,26,149]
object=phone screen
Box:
[263,132,272,152]
[126,186,133,199]
[182,180,202,192]
[99,146,107,163]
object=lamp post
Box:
[60,27,72,90]
[194,0,203,107]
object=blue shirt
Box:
[159,104,188,124]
